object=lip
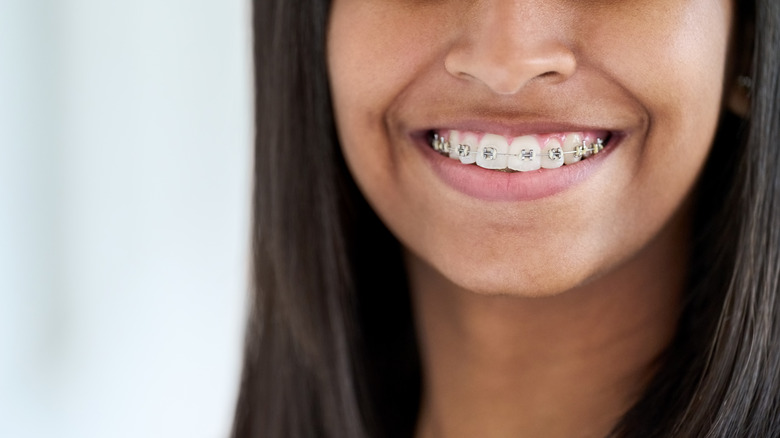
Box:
[411,125,623,202]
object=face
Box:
[328,0,733,297]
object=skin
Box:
[328,0,733,436]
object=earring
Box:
[737,75,753,92]
[728,74,752,117]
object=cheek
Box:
[327,1,447,210]
[590,0,730,123]
[327,2,440,128]
[585,0,730,208]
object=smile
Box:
[430,130,610,172]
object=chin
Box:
[455,266,592,298]
[410,242,599,299]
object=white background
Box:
[1,1,251,436]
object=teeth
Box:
[476,134,509,170]
[448,130,461,159]
[432,130,608,172]
[541,139,564,169]
[507,136,540,172]
[458,132,479,164]
[562,133,583,165]
[592,138,604,155]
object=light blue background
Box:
[1,1,251,436]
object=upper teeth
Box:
[431,131,605,172]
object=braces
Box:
[431,134,605,161]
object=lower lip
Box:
[416,136,618,202]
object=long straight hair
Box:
[233,1,780,436]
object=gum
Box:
[439,130,608,148]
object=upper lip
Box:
[426,121,613,138]
[396,89,636,141]
[403,111,628,141]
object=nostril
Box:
[444,43,578,95]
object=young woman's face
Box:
[328,0,733,296]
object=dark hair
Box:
[232,1,780,436]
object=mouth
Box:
[427,129,612,172]
[414,125,623,202]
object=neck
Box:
[408,215,687,438]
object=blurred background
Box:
[1,0,251,436]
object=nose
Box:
[444,0,577,95]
